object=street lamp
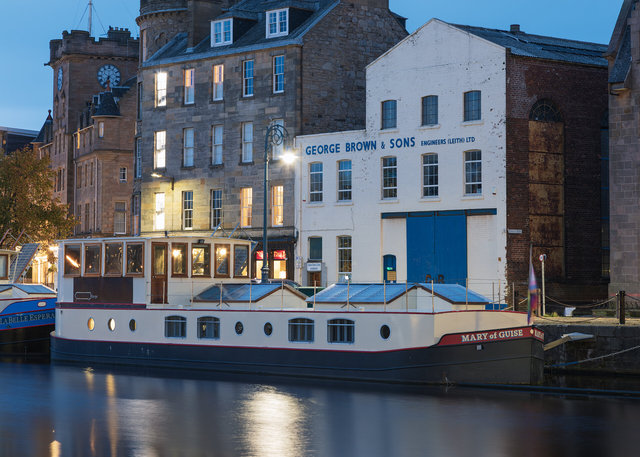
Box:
[262,122,292,281]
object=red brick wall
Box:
[506,53,608,300]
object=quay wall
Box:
[539,323,640,375]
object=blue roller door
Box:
[406,211,467,285]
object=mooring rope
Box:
[548,343,640,368]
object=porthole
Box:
[264,322,273,336]
[235,321,244,335]
[380,325,390,340]
[87,318,95,331]
[129,319,136,331]
[108,318,116,332]
[37,301,47,308]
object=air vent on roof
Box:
[510,24,521,33]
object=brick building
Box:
[39,27,139,231]
[294,20,608,303]
[607,0,640,296]
[135,0,407,279]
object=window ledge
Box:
[461,194,484,200]
[211,98,224,103]
[380,198,399,204]
[239,161,254,166]
[306,201,324,207]
[209,163,224,169]
[418,123,441,130]
[461,120,483,127]
[380,128,399,134]
[181,166,195,170]
[335,201,353,206]
[421,197,441,202]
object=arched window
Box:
[529,99,563,122]
[288,318,314,342]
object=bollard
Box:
[620,290,626,325]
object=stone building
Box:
[607,0,640,296]
[0,126,38,155]
[40,27,139,225]
[135,0,407,279]
[72,82,137,236]
[295,19,608,304]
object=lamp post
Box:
[262,123,291,281]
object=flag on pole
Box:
[527,262,538,324]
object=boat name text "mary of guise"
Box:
[438,327,544,346]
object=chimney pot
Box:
[510,24,521,33]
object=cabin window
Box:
[288,318,314,342]
[165,315,187,338]
[171,243,188,277]
[84,244,101,276]
[214,244,230,278]
[192,244,211,277]
[64,244,81,276]
[327,319,355,344]
[0,254,7,279]
[234,245,249,277]
[198,316,220,339]
[104,242,123,276]
[126,242,144,276]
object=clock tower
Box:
[47,27,139,210]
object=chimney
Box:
[510,24,521,33]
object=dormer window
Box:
[266,9,288,38]
[211,19,233,46]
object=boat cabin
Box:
[57,236,268,308]
[0,246,56,298]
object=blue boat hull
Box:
[51,334,544,385]
[0,299,56,356]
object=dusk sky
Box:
[0,0,623,131]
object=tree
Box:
[0,147,75,246]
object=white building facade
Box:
[294,20,508,299]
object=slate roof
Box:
[610,27,631,84]
[453,24,607,68]
[93,91,120,116]
[33,111,53,144]
[147,0,337,64]
[307,283,412,304]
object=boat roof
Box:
[0,283,56,294]
[307,283,416,304]
[306,283,490,305]
[193,283,306,302]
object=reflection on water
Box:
[1,360,639,457]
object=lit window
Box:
[165,315,186,338]
[198,316,220,339]
[309,162,323,202]
[156,72,167,107]
[270,119,284,159]
[337,235,352,281]
[184,68,194,104]
[119,167,127,183]
[381,100,397,129]
[422,95,438,126]
[104,242,123,276]
[382,156,397,199]
[98,121,104,138]
[84,244,101,275]
[242,122,253,162]
[64,244,81,276]
[288,318,314,342]
[213,64,223,100]
[171,243,188,277]
[212,125,223,165]
[464,150,482,195]
[132,194,141,236]
[464,90,481,122]
[266,9,288,38]
[126,242,144,275]
[154,192,165,230]
[327,319,355,344]
[272,185,284,226]
[154,130,166,169]
[182,191,193,230]
[0,254,7,279]
[273,55,284,93]
[338,160,352,201]
[243,60,254,97]
[192,244,211,276]
[183,127,194,167]
[241,187,252,227]
[211,19,232,46]
[214,244,230,277]
[114,201,126,234]
[210,188,223,229]
[422,154,438,197]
